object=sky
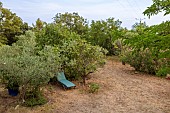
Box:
[1,0,170,29]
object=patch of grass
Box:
[24,91,47,107]
[107,56,120,62]
[79,89,85,94]
[156,67,169,77]
[88,83,100,93]
[24,96,47,107]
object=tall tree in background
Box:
[35,23,72,49]
[33,18,46,31]
[88,18,122,55]
[53,12,88,39]
[0,2,28,45]
[132,21,148,34]
[143,0,170,17]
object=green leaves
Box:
[33,18,45,31]
[143,0,170,18]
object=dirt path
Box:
[1,59,170,113]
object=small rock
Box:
[15,105,19,110]
[134,71,138,74]
[166,74,170,80]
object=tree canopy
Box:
[0,2,28,45]
[87,18,123,55]
[53,12,88,38]
[143,0,170,17]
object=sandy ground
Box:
[0,58,170,113]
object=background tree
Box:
[121,0,170,76]
[35,23,71,48]
[132,21,148,34]
[87,18,123,55]
[0,2,27,45]
[21,22,30,33]
[33,18,46,31]
[143,0,170,17]
[53,12,89,39]
[122,21,170,76]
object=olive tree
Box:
[0,31,61,104]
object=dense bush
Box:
[122,21,170,77]
[53,12,89,39]
[121,49,156,74]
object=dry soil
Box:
[0,58,170,113]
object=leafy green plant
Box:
[53,12,89,39]
[6,80,19,90]
[122,49,156,74]
[89,83,100,93]
[35,23,71,49]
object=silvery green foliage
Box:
[0,31,61,90]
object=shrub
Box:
[59,38,107,85]
[87,18,123,55]
[122,49,156,74]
